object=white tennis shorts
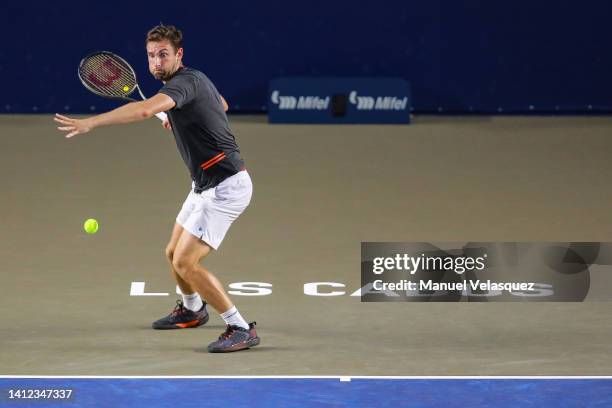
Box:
[176,170,253,250]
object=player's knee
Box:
[172,256,193,279]
[165,245,175,262]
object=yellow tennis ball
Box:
[84,218,99,234]
[123,85,130,92]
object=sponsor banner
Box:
[361,242,612,302]
[268,77,411,124]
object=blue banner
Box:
[4,2,612,113]
[268,78,411,124]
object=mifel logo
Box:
[270,90,329,110]
[348,91,408,111]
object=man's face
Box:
[146,40,183,81]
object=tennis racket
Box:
[78,51,167,121]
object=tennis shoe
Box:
[152,300,209,330]
[207,322,260,353]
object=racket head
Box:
[78,51,139,101]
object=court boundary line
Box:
[2,375,612,380]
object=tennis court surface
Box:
[1,115,612,376]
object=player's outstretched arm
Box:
[55,93,175,138]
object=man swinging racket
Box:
[55,24,260,353]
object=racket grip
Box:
[155,112,168,122]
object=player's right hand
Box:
[162,119,172,130]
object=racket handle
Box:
[155,112,168,122]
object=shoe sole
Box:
[208,336,260,353]
[152,314,209,330]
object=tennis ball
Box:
[84,218,99,234]
[123,85,130,92]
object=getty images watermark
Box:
[360,242,612,302]
[370,252,537,293]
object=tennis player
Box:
[55,24,259,353]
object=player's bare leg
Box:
[165,222,195,296]
[172,230,233,313]
[172,229,259,352]
[151,223,210,330]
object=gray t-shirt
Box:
[159,67,244,191]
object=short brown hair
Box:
[146,24,183,52]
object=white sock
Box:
[220,306,249,330]
[182,292,204,312]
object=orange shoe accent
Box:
[175,320,200,328]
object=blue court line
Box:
[1,378,611,407]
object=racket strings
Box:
[79,53,137,98]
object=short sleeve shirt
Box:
[159,67,245,191]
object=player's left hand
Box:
[54,113,94,138]
[162,118,172,130]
